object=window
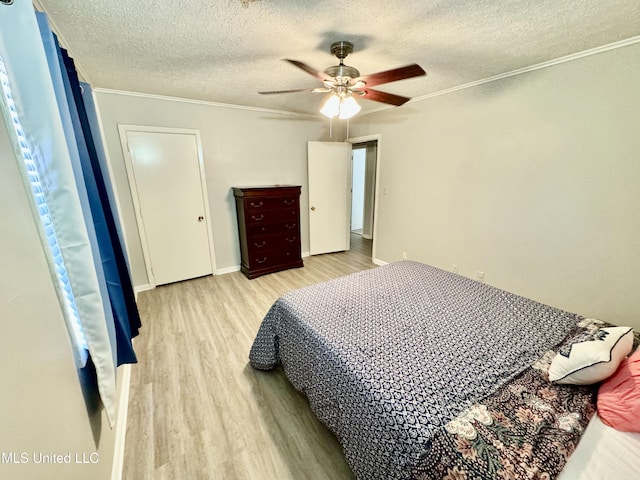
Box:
[0,55,89,366]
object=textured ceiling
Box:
[35,0,640,117]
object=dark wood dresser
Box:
[233,186,303,279]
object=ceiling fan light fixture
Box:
[320,94,340,118]
[320,93,361,120]
[338,95,361,119]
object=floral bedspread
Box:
[413,319,609,480]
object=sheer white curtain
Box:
[0,1,117,426]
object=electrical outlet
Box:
[402,252,407,260]
[477,271,485,283]
[452,264,459,274]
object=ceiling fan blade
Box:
[284,59,330,82]
[355,64,426,87]
[361,88,411,106]
[258,88,315,95]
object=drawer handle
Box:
[251,214,265,221]
[283,199,295,206]
[256,257,268,264]
[285,223,296,230]
[286,237,296,243]
[250,201,264,208]
[254,241,267,248]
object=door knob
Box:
[198,216,204,222]
[310,206,316,211]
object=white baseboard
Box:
[215,265,241,275]
[302,251,310,258]
[110,364,131,480]
[373,258,388,266]
[134,284,153,296]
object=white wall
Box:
[0,122,118,480]
[350,42,640,329]
[95,92,337,287]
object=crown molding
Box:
[92,87,322,119]
[362,34,640,117]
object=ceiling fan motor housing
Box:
[324,64,360,81]
[325,41,360,81]
[330,41,353,59]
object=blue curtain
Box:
[59,46,141,365]
[37,13,140,366]
[35,12,114,369]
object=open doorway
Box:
[351,145,366,236]
[351,140,377,240]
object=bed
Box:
[249,261,638,479]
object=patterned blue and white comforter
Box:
[249,261,583,480]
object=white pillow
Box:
[548,326,634,385]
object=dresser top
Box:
[232,185,301,197]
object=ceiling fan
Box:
[258,41,426,118]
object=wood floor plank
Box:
[123,235,374,479]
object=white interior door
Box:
[123,128,213,286]
[308,141,351,255]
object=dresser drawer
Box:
[248,220,298,236]
[245,208,298,225]
[247,232,299,251]
[247,243,301,270]
[246,196,298,212]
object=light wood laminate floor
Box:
[124,235,374,480]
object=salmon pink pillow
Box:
[598,348,640,432]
